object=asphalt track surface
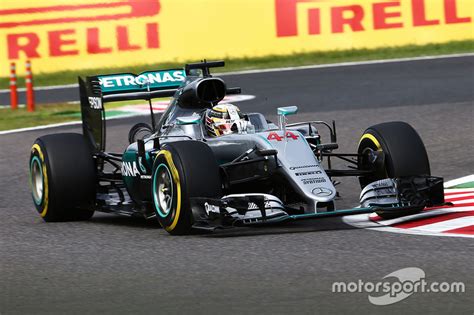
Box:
[1,56,473,314]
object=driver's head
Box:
[205,104,246,137]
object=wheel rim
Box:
[30,156,44,205]
[153,164,174,218]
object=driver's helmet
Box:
[205,104,247,137]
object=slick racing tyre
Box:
[152,141,222,235]
[29,133,96,221]
[128,122,153,144]
[357,121,430,219]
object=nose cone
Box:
[311,187,336,202]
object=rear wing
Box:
[79,61,239,153]
[97,69,186,101]
[79,69,186,152]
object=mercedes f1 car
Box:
[29,61,445,234]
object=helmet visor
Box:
[213,120,235,135]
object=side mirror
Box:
[277,106,298,116]
[176,116,201,125]
[277,106,298,132]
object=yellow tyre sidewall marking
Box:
[359,133,382,151]
[31,144,49,218]
[156,150,182,232]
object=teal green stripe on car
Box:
[258,134,273,146]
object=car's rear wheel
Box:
[128,122,153,144]
[357,121,430,219]
[152,141,222,235]
[29,133,96,221]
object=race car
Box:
[29,60,445,235]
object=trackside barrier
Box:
[10,62,17,110]
[0,0,472,74]
[25,60,35,112]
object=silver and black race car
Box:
[29,61,445,235]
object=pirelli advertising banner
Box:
[1,0,473,74]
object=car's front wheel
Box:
[357,121,431,219]
[151,141,222,235]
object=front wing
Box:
[190,176,446,231]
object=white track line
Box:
[444,188,474,193]
[369,206,474,226]
[410,217,474,233]
[343,185,474,238]
[343,214,474,238]
[1,53,473,93]
[0,94,255,134]
[1,53,473,132]
[444,192,474,199]
[447,199,474,205]
[217,53,474,76]
[0,120,83,134]
[444,175,474,188]
[0,112,151,135]
[0,83,78,92]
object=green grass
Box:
[0,103,81,131]
[0,99,169,131]
[1,40,473,131]
[453,182,474,189]
[1,40,472,89]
